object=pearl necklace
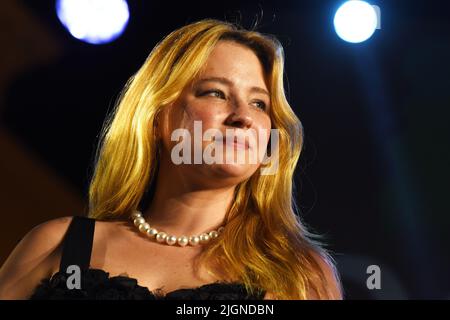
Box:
[130,210,225,247]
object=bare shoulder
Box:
[94,218,129,234]
[308,250,344,300]
[263,291,278,300]
[0,216,75,299]
[263,250,343,300]
[92,218,131,245]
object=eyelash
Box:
[201,89,267,111]
[203,89,225,99]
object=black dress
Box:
[29,216,266,300]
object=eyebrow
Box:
[195,76,270,98]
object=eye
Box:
[252,100,267,111]
[202,89,226,99]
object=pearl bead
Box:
[177,236,189,247]
[156,232,167,243]
[147,228,158,238]
[189,236,200,246]
[130,210,224,247]
[209,230,219,239]
[166,235,177,245]
[133,217,145,226]
[131,211,142,219]
[199,233,210,244]
[138,222,150,233]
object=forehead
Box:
[197,40,268,89]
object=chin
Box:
[210,163,257,180]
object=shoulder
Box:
[0,216,75,299]
[263,291,277,300]
[26,216,75,247]
[93,218,130,242]
[3,216,75,263]
[308,250,344,300]
[16,216,76,255]
[264,250,343,300]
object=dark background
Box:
[0,0,449,299]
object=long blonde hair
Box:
[88,19,343,299]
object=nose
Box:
[224,100,254,129]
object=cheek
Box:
[162,101,225,151]
[255,116,272,145]
[182,103,224,131]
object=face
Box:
[158,40,272,188]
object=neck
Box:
[142,157,236,237]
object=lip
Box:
[222,136,250,150]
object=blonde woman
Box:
[0,19,343,300]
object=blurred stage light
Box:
[56,0,130,45]
[334,1,378,43]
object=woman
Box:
[0,19,343,300]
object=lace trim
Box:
[30,268,266,300]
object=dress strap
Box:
[59,216,96,273]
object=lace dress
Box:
[29,216,266,300]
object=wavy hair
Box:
[87,19,343,299]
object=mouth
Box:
[222,135,250,150]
